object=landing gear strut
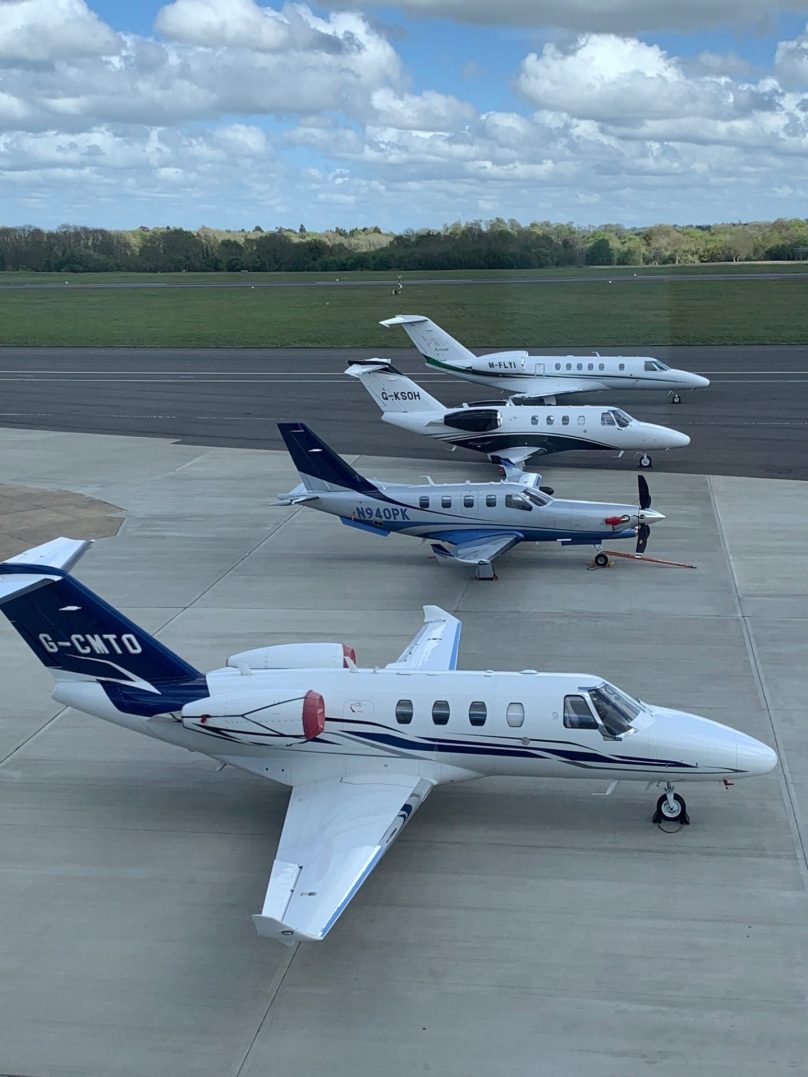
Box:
[592,548,610,568]
[652,783,689,825]
[639,454,653,469]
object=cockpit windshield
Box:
[524,489,550,507]
[643,360,670,372]
[610,409,632,429]
[587,683,641,737]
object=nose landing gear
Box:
[638,454,653,469]
[671,392,682,405]
[653,783,690,825]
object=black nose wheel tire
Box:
[593,551,610,568]
[672,392,682,404]
[653,792,689,825]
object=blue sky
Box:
[0,1,806,231]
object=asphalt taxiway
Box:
[0,428,806,1077]
[1,344,807,479]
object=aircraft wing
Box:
[386,604,461,671]
[253,772,434,944]
[513,376,604,400]
[430,531,522,567]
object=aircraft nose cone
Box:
[691,373,711,389]
[736,732,778,776]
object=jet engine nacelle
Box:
[443,407,501,433]
[226,642,355,670]
[181,689,326,745]
[471,349,527,371]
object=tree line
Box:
[0,218,806,273]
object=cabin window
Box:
[486,494,497,508]
[463,494,474,508]
[601,412,616,426]
[546,415,554,426]
[555,363,561,371]
[566,363,572,370]
[564,695,598,729]
[618,363,625,371]
[419,496,429,509]
[576,363,583,371]
[469,701,487,726]
[587,363,593,371]
[432,700,450,725]
[506,702,525,728]
[577,415,585,426]
[505,493,532,512]
[441,495,452,508]
[562,415,569,426]
[599,363,604,371]
[395,699,413,725]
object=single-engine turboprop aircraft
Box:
[0,539,777,944]
[381,314,710,404]
[346,359,690,469]
[277,423,666,578]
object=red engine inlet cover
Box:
[342,644,357,667]
[302,690,326,740]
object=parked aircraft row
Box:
[0,312,753,950]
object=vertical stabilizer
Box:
[345,360,445,415]
[380,315,476,369]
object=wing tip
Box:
[252,914,323,945]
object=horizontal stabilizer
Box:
[0,538,93,603]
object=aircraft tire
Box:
[653,792,689,825]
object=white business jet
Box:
[347,359,690,469]
[0,539,776,944]
[381,314,710,404]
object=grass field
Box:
[0,270,806,346]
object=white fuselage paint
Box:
[52,666,777,792]
[283,480,664,548]
[427,352,710,396]
[385,403,690,458]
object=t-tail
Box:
[278,422,380,496]
[345,359,445,416]
[0,538,205,715]
[380,315,476,371]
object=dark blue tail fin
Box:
[0,538,201,692]
[278,423,379,494]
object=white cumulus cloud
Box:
[0,0,121,62]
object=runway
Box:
[0,344,806,479]
[0,270,806,289]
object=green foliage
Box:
[586,237,615,265]
[0,217,807,274]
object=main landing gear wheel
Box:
[639,454,653,469]
[653,786,690,826]
[593,551,610,568]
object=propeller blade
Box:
[636,523,651,554]
[638,475,651,511]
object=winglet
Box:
[387,605,461,671]
[379,315,428,327]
